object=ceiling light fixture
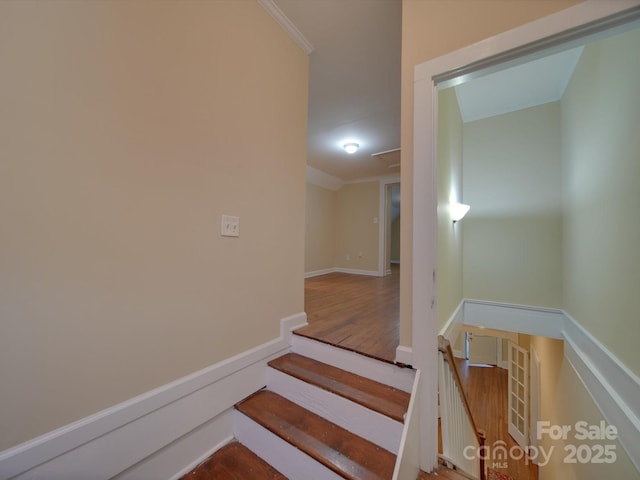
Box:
[343,142,359,154]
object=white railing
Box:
[438,336,486,480]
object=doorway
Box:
[384,182,400,275]
[412,4,640,471]
[466,332,497,365]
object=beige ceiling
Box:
[271,0,402,181]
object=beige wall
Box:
[561,27,640,376]
[530,336,639,480]
[334,182,380,272]
[0,1,308,450]
[437,88,464,330]
[400,0,581,346]
[305,183,336,273]
[462,103,563,308]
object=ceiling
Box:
[264,0,583,183]
[454,46,584,123]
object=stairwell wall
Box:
[436,88,464,333]
[461,102,564,309]
[400,0,582,348]
[0,0,308,452]
[561,26,640,377]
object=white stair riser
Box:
[266,367,403,454]
[291,335,415,392]
[233,411,344,480]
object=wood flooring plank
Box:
[236,390,396,480]
[454,359,538,480]
[268,353,409,422]
[299,266,399,363]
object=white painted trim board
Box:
[0,313,308,480]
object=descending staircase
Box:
[182,334,416,480]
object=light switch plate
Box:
[221,215,240,237]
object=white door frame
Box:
[530,346,542,459]
[508,342,529,448]
[378,176,401,277]
[411,1,640,471]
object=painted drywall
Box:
[0,1,308,451]
[400,0,582,346]
[462,103,563,308]
[437,88,464,331]
[305,183,336,273]
[561,26,640,377]
[334,182,380,272]
[530,336,639,480]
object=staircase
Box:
[181,334,416,480]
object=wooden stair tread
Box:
[268,352,410,422]
[180,441,286,480]
[236,390,396,480]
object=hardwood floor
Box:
[454,358,538,480]
[296,265,400,363]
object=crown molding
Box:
[257,0,314,55]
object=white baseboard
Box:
[304,267,382,278]
[395,345,413,366]
[304,268,334,278]
[121,412,234,480]
[0,313,306,480]
[333,267,381,277]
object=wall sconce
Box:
[451,203,470,223]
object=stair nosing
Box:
[268,352,409,423]
[235,390,396,480]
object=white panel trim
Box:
[562,313,640,471]
[463,299,564,339]
[122,413,234,480]
[0,313,305,479]
[257,0,315,55]
[458,299,640,470]
[280,312,308,345]
[395,345,413,367]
